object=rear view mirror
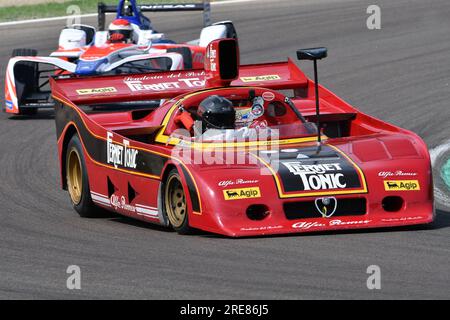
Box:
[199,21,237,47]
[94,31,108,47]
[297,47,328,60]
[205,38,239,87]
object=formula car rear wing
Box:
[98,0,211,30]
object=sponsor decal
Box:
[207,46,217,72]
[218,179,259,188]
[283,162,347,191]
[378,171,418,179]
[106,132,138,169]
[381,216,423,223]
[124,71,205,83]
[384,180,420,191]
[264,145,365,196]
[124,78,205,92]
[223,187,261,200]
[5,100,13,110]
[240,225,283,232]
[240,75,281,82]
[109,194,158,218]
[110,194,136,213]
[140,4,197,10]
[76,87,117,95]
[262,91,275,101]
[314,197,337,218]
[292,221,325,230]
[292,219,372,230]
[193,52,204,64]
[251,103,264,117]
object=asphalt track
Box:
[0,0,449,299]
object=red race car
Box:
[50,39,434,237]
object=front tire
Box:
[163,169,193,234]
[66,134,98,217]
[431,141,450,212]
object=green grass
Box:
[0,0,213,22]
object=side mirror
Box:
[59,29,87,50]
[212,21,238,40]
[296,47,328,149]
[94,31,108,47]
[199,21,237,47]
[205,38,239,87]
[297,47,327,60]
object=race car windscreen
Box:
[177,94,318,142]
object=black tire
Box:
[431,142,450,212]
[11,48,39,115]
[163,168,194,234]
[167,47,193,70]
[11,48,38,58]
[65,134,99,217]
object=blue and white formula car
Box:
[4,0,237,115]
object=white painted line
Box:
[92,199,112,208]
[0,13,99,27]
[0,0,258,27]
[135,203,158,210]
[91,193,111,205]
[213,0,257,5]
[136,207,159,217]
[90,191,109,198]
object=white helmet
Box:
[108,19,133,43]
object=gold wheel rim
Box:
[67,148,83,205]
[165,174,187,228]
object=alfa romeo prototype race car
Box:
[50,39,434,237]
[4,0,236,115]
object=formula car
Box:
[4,0,237,115]
[50,38,434,237]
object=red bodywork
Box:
[50,39,434,237]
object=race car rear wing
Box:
[51,38,309,105]
[51,62,308,105]
[98,0,211,30]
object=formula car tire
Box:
[65,134,99,218]
[11,48,39,115]
[167,47,193,70]
[163,168,194,234]
[431,140,450,211]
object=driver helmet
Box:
[198,95,236,131]
[108,19,133,43]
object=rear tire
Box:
[11,48,39,115]
[163,168,193,234]
[66,134,99,217]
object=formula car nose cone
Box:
[441,159,450,191]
